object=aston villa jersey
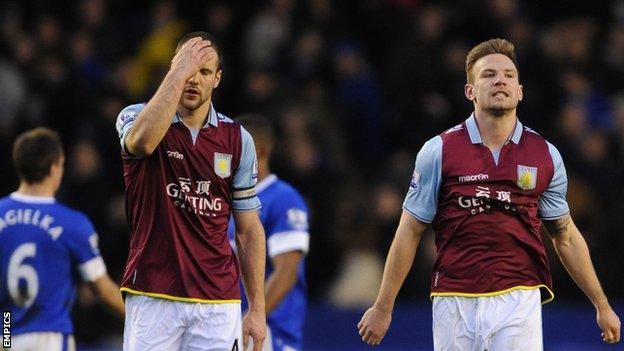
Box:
[116,103,260,302]
[403,114,569,302]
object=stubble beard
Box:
[181,93,211,111]
[482,97,517,118]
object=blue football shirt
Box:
[0,193,106,335]
[228,175,309,350]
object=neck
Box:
[17,181,56,198]
[473,107,517,151]
[178,99,212,129]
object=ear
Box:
[518,84,524,101]
[465,83,475,101]
[213,69,222,89]
[50,157,64,180]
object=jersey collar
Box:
[255,174,278,194]
[10,192,56,204]
[465,113,523,145]
[206,103,219,127]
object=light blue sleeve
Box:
[402,136,442,223]
[538,142,570,220]
[231,126,261,211]
[115,103,146,155]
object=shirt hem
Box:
[430,284,554,305]
[121,287,241,304]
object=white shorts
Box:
[124,294,242,351]
[432,289,542,351]
[7,332,75,351]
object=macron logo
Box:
[167,150,184,160]
[458,174,489,182]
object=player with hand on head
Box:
[229,114,310,351]
[0,127,125,351]
[358,38,620,350]
[116,31,266,351]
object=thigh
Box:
[10,332,64,351]
[432,296,478,351]
[123,295,185,351]
[488,289,543,351]
[182,303,242,351]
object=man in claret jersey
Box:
[358,38,620,350]
[115,32,266,351]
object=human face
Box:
[180,48,222,111]
[465,53,523,116]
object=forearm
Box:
[236,224,267,312]
[374,212,425,312]
[126,70,186,155]
[548,218,610,309]
[264,267,297,314]
[93,275,125,318]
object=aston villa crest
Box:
[517,165,537,190]
[214,152,232,178]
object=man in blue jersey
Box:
[0,127,125,351]
[229,115,310,351]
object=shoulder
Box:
[0,196,11,208]
[216,111,242,131]
[521,124,546,141]
[416,135,443,159]
[437,122,468,149]
[217,111,235,124]
[117,103,146,121]
[56,202,92,221]
[116,103,146,128]
[275,180,306,201]
[53,203,94,232]
[271,180,308,209]
[442,122,464,136]
[520,124,552,150]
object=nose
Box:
[494,73,507,86]
[188,72,200,85]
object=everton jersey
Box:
[116,103,260,303]
[0,193,106,335]
[403,114,569,303]
[228,175,309,350]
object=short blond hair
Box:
[465,38,518,83]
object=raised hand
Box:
[170,37,215,81]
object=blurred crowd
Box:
[1,0,624,346]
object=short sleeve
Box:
[64,214,107,282]
[402,136,443,223]
[115,103,146,156]
[231,126,261,211]
[267,191,309,257]
[538,142,570,220]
